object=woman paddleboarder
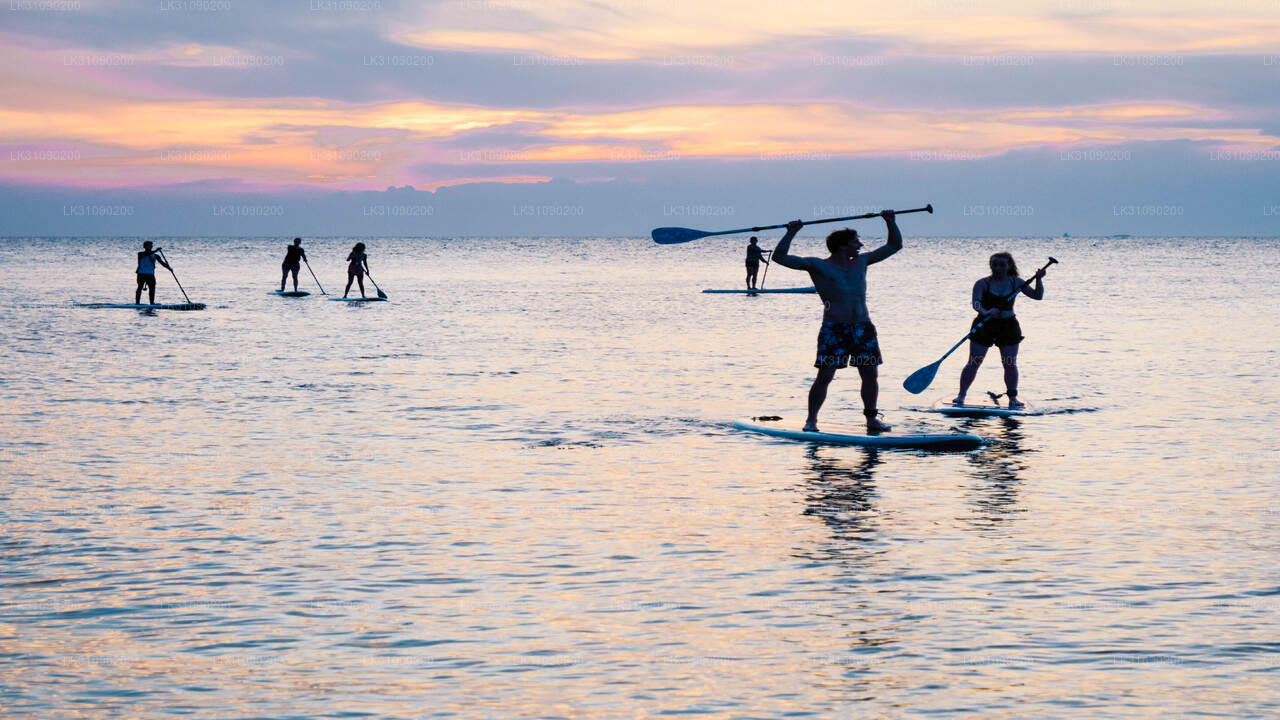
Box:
[343,242,369,298]
[280,237,307,292]
[952,252,1045,408]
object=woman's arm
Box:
[972,278,992,314]
[1021,271,1045,300]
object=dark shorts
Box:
[282,261,300,272]
[815,320,883,369]
[746,261,759,271]
[136,273,156,288]
[970,315,1023,348]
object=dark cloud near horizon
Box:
[5,140,1277,236]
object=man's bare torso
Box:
[809,256,870,324]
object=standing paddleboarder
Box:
[951,252,1045,409]
[745,237,768,289]
[343,242,369,299]
[135,241,170,305]
[280,237,308,292]
[772,211,901,433]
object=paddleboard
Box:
[702,287,816,294]
[272,290,311,297]
[733,418,983,450]
[931,401,1032,418]
[77,302,206,310]
[329,297,387,302]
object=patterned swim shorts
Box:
[815,320,883,369]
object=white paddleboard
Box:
[77,302,206,310]
[329,297,387,302]
[272,290,311,297]
[931,400,1032,418]
[702,287,816,294]
[733,419,983,450]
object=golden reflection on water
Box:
[2,237,1278,717]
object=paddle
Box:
[902,257,1058,395]
[157,249,196,305]
[364,269,388,299]
[652,204,933,245]
[303,257,327,294]
[758,249,772,291]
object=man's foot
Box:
[865,415,892,434]
[802,422,819,433]
[1008,397,1025,409]
[950,395,966,406]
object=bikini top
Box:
[980,278,1020,312]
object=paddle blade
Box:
[652,227,713,244]
[376,288,388,299]
[902,361,942,394]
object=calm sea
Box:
[1,235,1277,718]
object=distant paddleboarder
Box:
[772,211,901,433]
[135,241,170,305]
[745,237,769,289]
[343,242,369,299]
[951,252,1046,409]
[280,237,308,292]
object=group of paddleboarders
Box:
[277,238,372,298]
[132,238,376,301]
[760,211,1046,433]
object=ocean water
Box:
[1,235,1277,718]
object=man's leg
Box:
[1000,344,1021,406]
[805,367,837,432]
[146,277,156,304]
[291,267,300,291]
[136,276,144,304]
[857,365,891,432]
[280,266,288,291]
[953,342,989,404]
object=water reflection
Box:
[800,446,884,545]
[960,417,1030,529]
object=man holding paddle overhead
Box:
[772,211,901,433]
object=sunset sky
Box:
[3,0,1279,234]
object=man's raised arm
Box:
[863,210,902,265]
[769,220,811,270]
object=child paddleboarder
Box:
[135,241,170,305]
[951,252,1046,409]
[771,210,902,433]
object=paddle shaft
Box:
[710,205,932,239]
[303,257,326,294]
[364,268,388,299]
[932,258,1058,365]
[158,250,194,304]
[759,249,772,290]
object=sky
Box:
[2,0,1279,236]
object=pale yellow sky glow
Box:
[407,0,1280,58]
